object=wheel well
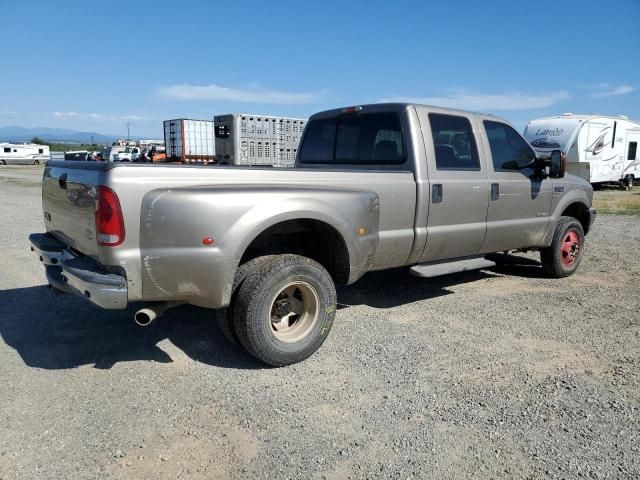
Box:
[562,203,591,234]
[239,219,350,284]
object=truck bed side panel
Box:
[138,186,380,308]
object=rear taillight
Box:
[95,186,125,246]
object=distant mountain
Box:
[0,126,119,144]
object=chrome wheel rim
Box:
[269,281,319,343]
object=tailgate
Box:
[42,163,104,259]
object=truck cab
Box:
[296,104,594,263]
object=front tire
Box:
[233,254,337,366]
[540,216,585,278]
[33,160,40,165]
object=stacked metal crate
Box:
[163,119,216,164]
[214,114,307,167]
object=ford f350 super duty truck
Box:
[29,103,596,366]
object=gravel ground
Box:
[1,166,639,479]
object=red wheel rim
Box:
[560,229,581,267]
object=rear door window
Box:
[428,114,480,170]
[299,112,405,164]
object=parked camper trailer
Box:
[0,143,50,165]
[524,114,640,188]
[214,114,307,167]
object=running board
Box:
[410,258,496,278]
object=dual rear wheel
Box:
[215,254,336,366]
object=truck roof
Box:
[308,102,510,124]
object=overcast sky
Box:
[0,0,638,138]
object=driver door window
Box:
[484,120,535,174]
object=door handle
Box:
[490,183,499,201]
[432,184,443,204]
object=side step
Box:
[410,257,496,278]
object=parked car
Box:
[29,103,596,366]
[111,146,140,162]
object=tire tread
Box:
[540,216,584,278]
[234,254,336,366]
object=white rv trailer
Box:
[523,114,640,188]
[0,142,50,165]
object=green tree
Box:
[31,137,49,145]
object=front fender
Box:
[540,180,593,246]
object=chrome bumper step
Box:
[29,233,128,310]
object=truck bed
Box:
[41,161,418,306]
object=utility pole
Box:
[126,122,131,141]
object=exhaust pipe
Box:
[134,302,181,327]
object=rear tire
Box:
[628,175,634,190]
[540,216,585,278]
[620,178,630,191]
[33,160,40,165]
[214,256,274,345]
[233,254,337,366]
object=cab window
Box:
[484,120,535,172]
[428,114,480,170]
[299,112,405,165]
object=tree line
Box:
[31,137,104,152]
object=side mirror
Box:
[549,150,566,178]
[532,156,549,179]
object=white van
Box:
[524,114,640,188]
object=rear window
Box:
[299,112,405,165]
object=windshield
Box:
[523,119,581,153]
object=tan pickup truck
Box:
[30,103,596,366]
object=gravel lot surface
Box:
[1,166,639,479]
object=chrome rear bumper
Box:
[29,233,128,310]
